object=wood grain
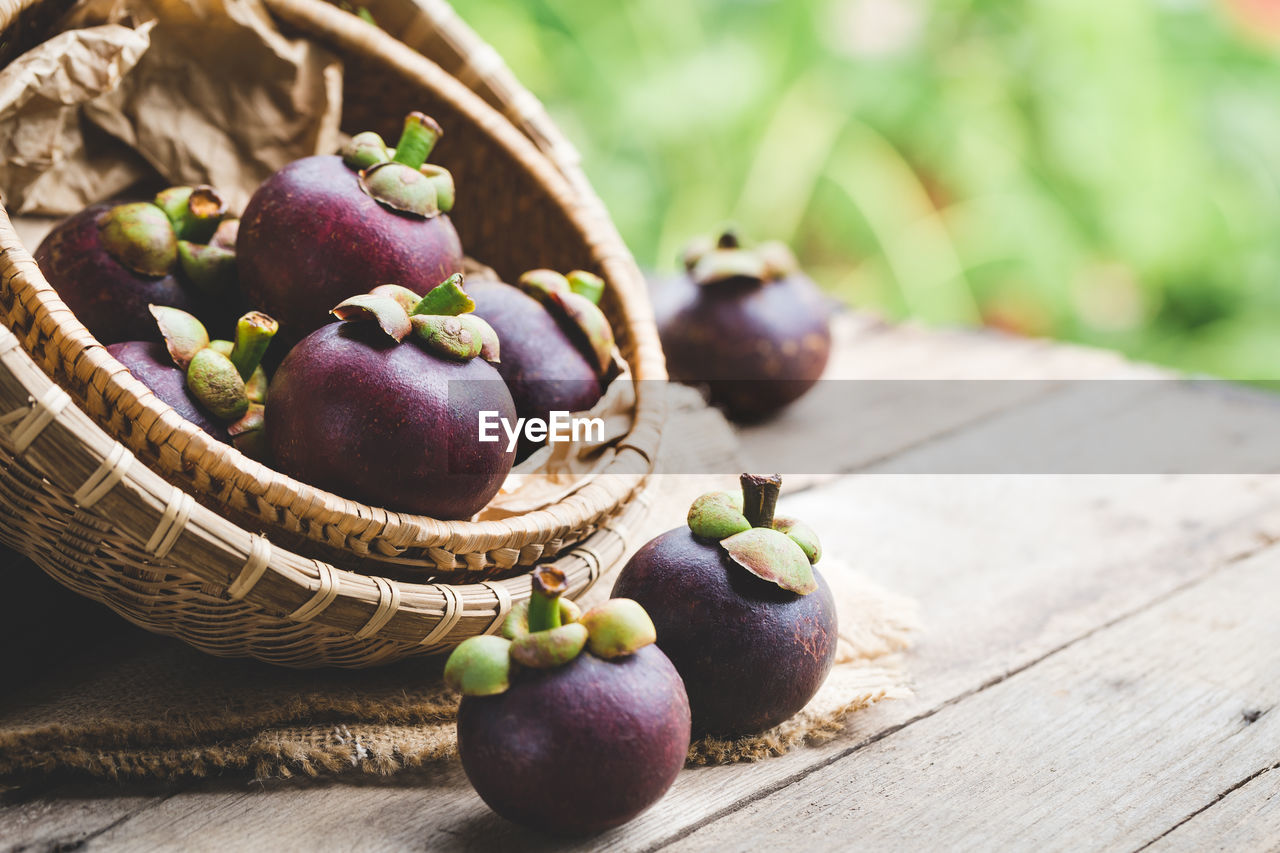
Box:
[1145,764,1280,852]
[668,544,1280,852]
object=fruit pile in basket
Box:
[35,111,620,520]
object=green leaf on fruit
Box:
[721,527,817,595]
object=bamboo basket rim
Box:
[0,0,669,575]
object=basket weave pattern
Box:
[0,0,666,666]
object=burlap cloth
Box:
[0,392,918,787]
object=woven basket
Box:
[0,0,666,666]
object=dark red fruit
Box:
[36,204,194,344]
[266,281,515,518]
[659,233,832,421]
[612,474,837,736]
[106,341,229,442]
[237,113,464,343]
[468,272,613,459]
[458,645,689,835]
[34,186,240,345]
[447,568,690,835]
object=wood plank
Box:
[0,787,163,853]
[735,315,1162,480]
[666,543,1280,852]
[64,473,1280,853]
[1145,763,1280,852]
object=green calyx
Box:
[149,306,277,426]
[687,490,751,541]
[580,599,656,659]
[517,269,615,375]
[410,273,473,316]
[228,403,268,460]
[566,270,605,304]
[332,294,413,342]
[359,162,440,218]
[99,202,177,277]
[350,112,455,218]
[334,275,499,363]
[342,131,391,170]
[510,622,589,669]
[100,186,236,291]
[443,567,659,697]
[687,473,821,595]
[444,635,512,696]
[369,284,423,314]
[186,347,248,421]
[177,240,236,296]
[772,516,821,564]
[177,218,238,297]
[501,597,582,639]
[150,305,209,369]
[411,314,496,361]
[682,230,799,288]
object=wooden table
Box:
[4,315,1280,851]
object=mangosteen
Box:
[107,341,230,442]
[33,186,240,344]
[237,112,465,343]
[446,566,690,835]
[266,275,515,519]
[108,306,278,456]
[658,232,832,420]
[468,270,615,460]
[613,473,837,736]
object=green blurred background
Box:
[452,0,1280,379]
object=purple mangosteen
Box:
[107,306,278,457]
[613,473,838,736]
[659,232,832,421]
[237,112,465,343]
[467,269,615,460]
[266,275,515,519]
[107,341,229,442]
[34,186,240,344]
[447,566,691,835]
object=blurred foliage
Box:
[452,0,1280,378]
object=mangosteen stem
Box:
[229,312,279,381]
[527,566,569,632]
[392,112,442,169]
[741,473,782,529]
[155,186,227,243]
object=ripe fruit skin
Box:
[468,278,603,458]
[266,321,514,518]
[457,644,691,835]
[237,155,464,342]
[660,273,831,421]
[36,205,197,344]
[613,527,838,736]
[107,341,230,442]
